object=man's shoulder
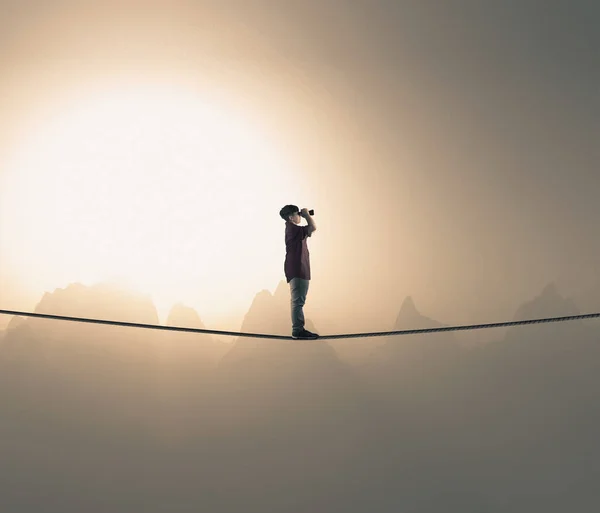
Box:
[285,221,301,230]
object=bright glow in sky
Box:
[0,82,306,326]
[2,0,597,341]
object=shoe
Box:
[292,329,319,340]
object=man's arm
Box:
[302,209,317,235]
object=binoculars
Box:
[300,209,315,216]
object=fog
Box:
[2,0,599,340]
[1,0,599,510]
[1,281,600,511]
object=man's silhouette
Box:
[279,205,319,339]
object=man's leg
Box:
[290,277,310,336]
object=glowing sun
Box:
[1,82,301,321]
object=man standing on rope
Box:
[279,205,320,339]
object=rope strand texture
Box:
[1,309,599,340]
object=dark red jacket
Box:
[284,221,312,283]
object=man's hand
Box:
[300,208,309,218]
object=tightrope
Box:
[1,309,599,340]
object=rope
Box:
[1,309,599,340]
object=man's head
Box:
[279,204,302,225]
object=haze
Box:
[1,1,599,510]
[1,0,599,337]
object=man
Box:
[279,204,319,339]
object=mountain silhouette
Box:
[570,277,600,315]
[512,282,579,320]
[214,281,369,442]
[367,295,459,368]
[2,279,600,512]
[8,281,228,360]
[164,302,230,366]
[502,281,587,349]
[394,295,435,327]
[0,282,171,431]
[0,317,19,346]
[219,280,320,366]
[24,281,162,348]
[1,281,166,370]
[0,281,236,444]
[6,314,28,332]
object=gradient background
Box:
[1,0,599,341]
[2,3,600,512]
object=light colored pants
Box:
[289,277,310,335]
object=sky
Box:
[0,0,598,335]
